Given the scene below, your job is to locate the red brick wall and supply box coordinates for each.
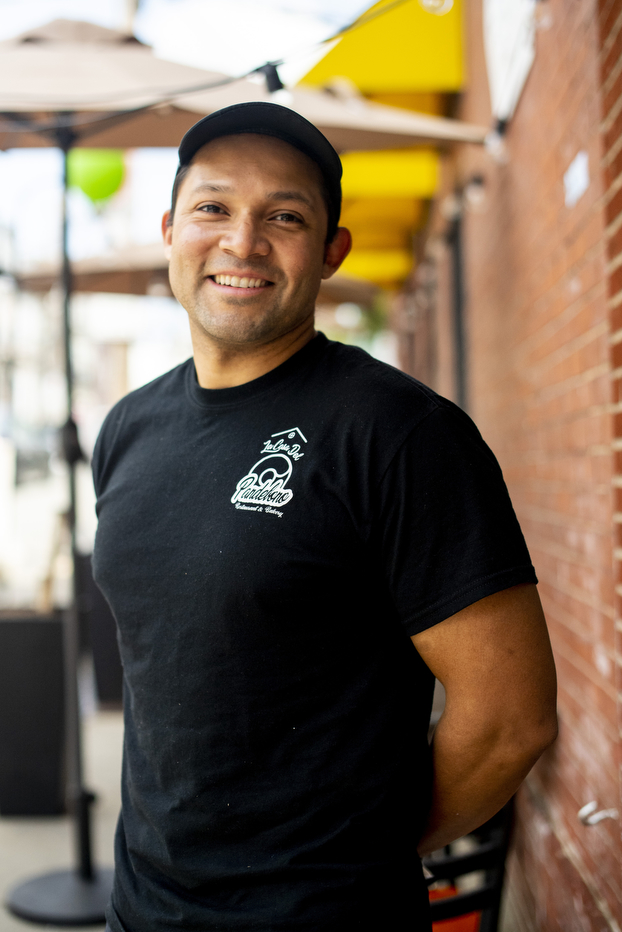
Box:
[398,0,622,927]
[599,13,622,923]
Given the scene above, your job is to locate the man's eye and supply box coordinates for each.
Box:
[273,212,302,223]
[198,204,224,214]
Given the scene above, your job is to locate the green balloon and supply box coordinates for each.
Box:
[67,149,125,203]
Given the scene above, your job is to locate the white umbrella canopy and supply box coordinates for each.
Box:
[0,19,487,150]
[0,19,227,148]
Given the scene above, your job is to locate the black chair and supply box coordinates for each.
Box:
[0,612,65,815]
[423,798,514,932]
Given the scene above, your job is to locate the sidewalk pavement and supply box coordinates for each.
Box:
[0,711,123,932]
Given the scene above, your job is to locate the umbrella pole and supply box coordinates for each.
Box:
[6,127,113,927]
[60,134,95,883]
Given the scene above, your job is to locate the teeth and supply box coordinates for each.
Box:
[214,275,267,288]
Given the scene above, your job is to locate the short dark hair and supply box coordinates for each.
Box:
[167,151,338,244]
[167,163,191,228]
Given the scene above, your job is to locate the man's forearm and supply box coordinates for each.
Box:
[416,706,556,856]
[411,585,558,857]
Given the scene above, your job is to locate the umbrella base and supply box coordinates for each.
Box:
[6,868,114,926]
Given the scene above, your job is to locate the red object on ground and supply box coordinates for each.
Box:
[429,886,481,932]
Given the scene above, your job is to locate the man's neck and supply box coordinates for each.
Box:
[190,318,317,389]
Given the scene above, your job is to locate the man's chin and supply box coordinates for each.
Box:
[192,311,307,350]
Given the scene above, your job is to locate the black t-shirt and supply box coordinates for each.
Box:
[92,333,536,932]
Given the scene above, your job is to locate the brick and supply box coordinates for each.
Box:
[603,136,622,177]
[599,0,622,58]
[603,175,622,227]
[606,221,622,257]
[602,95,622,157]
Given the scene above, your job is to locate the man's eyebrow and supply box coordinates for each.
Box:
[190,183,232,194]
[189,184,316,208]
[267,191,315,209]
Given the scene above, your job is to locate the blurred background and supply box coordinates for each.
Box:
[0,0,621,930]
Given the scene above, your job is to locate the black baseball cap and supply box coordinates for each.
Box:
[176,101,343,241]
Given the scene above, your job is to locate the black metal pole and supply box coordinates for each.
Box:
[6,123,113,926]
[59,127,96,883]
[448,215,467,411]
[61,137,74,417]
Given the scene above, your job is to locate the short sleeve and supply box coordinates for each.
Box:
[374,403,537,636]
[91,402,127,501]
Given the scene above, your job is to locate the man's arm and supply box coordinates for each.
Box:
[412,583,557,856]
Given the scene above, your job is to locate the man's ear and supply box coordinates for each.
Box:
[162,210,173,259]
[322,227,352,280]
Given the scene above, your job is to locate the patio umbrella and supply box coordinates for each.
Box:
[0,20,487,151]
[0,19,486,925]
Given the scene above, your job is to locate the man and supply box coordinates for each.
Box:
[92,102,557,932]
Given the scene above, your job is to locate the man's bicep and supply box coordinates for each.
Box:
[411,584,557,735]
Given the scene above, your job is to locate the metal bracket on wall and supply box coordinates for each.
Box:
[577,801,619,826]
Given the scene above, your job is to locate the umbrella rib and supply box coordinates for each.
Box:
[0,73,244,141]
[67,105,183,142]
[0,72,241,110]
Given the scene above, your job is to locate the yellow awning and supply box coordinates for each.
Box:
[301,0,463,93]
[300,0,464,288]
[340,248,413,284]
[341,148,438,198]
[339,198,422,285]
[341,198,423,246]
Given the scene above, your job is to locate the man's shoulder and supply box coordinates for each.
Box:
[111,358,192,417]
[92,359,191,474]
[312,338,491,472]
[318,337,452,426]
[99,358,192,436]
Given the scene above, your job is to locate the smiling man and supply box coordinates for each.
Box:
[92,103,557,932]
[163,127,350,386]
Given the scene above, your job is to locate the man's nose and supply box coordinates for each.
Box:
[219,216,270,258]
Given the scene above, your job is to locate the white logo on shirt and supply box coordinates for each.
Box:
[231,428,306,514]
